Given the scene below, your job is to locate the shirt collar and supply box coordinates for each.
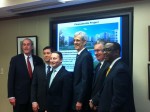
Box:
[24,54,32,59]
[77,47,85,55]
[53,64,62,73]
[109,57,121,69]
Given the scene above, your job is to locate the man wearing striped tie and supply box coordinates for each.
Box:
[89,41,109,112]
[97,42,135,112]
[31,46,53,112]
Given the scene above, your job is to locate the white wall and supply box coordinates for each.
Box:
[0,0,150,112]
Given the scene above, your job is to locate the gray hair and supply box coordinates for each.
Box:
[22,38,33,46]
[94,40,106,47]
[74,31,88,41]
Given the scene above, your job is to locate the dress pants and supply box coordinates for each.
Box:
[13,102,33,112]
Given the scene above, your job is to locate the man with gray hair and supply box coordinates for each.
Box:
[89,41,109,112]
[72,31,94,112]
[8,38,43,112]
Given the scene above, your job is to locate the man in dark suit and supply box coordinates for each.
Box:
[72,31,94,112]
[97,42,135,112]
[8,38,43,112]
[89,41,109,112]
[31,46,53,112]
[46,51,72,112]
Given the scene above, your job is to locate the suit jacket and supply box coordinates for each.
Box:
[31,64,49,111]
[8,53,43,104]
[46,66,72,112]
[72,48,94,110]
[91,61,109,102]
[98,59,135,112]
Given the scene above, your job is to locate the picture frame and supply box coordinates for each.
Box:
[148,26,150,61]
[148,64,150,100]
[17,36,38,55]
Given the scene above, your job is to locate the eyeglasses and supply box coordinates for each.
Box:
[94,49,104,52]
[103,48,115,52]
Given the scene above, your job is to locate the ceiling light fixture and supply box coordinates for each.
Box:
[58,0,74,3]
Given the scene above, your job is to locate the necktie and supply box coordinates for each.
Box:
[95,63,101,80]
[27,56,32,78]
[98,62,101,70]
[47,66,51,75]
[76,54,79,59]
[49,69,56,87]
[106,67,110,77]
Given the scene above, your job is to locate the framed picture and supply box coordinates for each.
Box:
[148,64,150,99]
[148,26,150,61]
[17,36,38,55]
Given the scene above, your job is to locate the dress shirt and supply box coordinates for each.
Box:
[77,47,85,55]
[109,57,121,70]
[99,60,104,69]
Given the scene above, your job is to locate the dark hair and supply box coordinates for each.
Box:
[52,51,63,60]
[112,42,121,53]
[43,46,53,52]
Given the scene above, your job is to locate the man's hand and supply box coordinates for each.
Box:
[89,100,94,109]
[32,102,39,112]
[89,100,97,110]
[9,98,16,106]
[76,102,82,111]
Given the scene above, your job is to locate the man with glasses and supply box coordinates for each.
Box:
[97,42,135,112]
[89,41,109,112]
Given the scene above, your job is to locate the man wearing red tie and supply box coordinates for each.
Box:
[8,38,43,112]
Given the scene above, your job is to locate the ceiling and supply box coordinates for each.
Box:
[0,0,143,20]
[0,0,104,19]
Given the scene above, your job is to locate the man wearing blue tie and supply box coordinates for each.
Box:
[31,46,53,112]
[46,51,72,112]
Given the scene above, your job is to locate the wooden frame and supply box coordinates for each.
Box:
[148,64,150,99]
[17,36,38,55]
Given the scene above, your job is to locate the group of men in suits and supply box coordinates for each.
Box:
[89,42,135,112]
[8,31,135,112]
[31,48,72,112]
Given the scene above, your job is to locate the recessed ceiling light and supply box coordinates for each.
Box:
[58,0,74,3]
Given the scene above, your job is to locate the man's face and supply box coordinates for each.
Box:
[94,44,105,61]
[43,49,52,63]
[22,39,33,55]
[50,53,62,69]
[74,35,86,52]
[104,43,115,63]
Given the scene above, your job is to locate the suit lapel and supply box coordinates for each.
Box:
[106,59,120,78]
[40,64,47,79]
[49,66,64,89]
[93,61,109,89]
[20,54,29,74]
[92,63,101,88]
[32,55,37,66]
[74,48,87,68]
